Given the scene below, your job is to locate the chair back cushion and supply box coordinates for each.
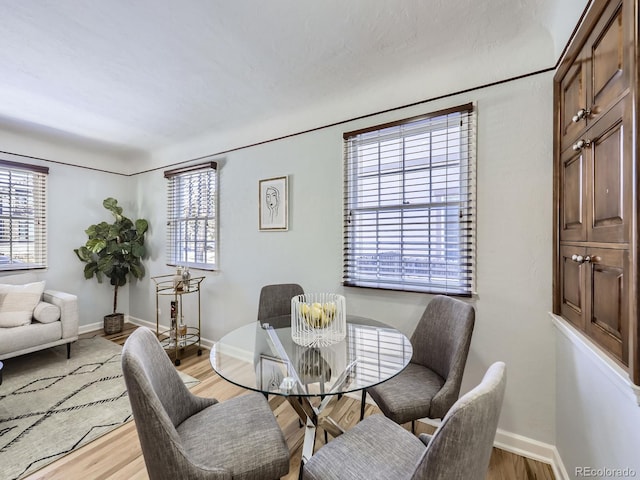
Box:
[257,283,304,322]
[0,281,45,327]
[414,362,507,480]
[410,295,474,384]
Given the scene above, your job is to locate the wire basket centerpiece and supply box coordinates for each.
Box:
[291,293,346,347]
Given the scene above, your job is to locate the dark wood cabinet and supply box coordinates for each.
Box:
[560,244,628,363]
[554,0,637,382]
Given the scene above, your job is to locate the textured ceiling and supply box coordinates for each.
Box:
[0,0,587,170]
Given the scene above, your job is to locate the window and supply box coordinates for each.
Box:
[0,160,48,271]
[165,162,217,270]
[343,104,476,295]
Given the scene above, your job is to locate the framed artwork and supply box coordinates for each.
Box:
[259,176,288,231]
[259,355,289,391]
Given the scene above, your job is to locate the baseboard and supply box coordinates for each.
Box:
[493,429,568,480]
[350,391,568,478]
[78,321,103,335]
[551,446,570,480]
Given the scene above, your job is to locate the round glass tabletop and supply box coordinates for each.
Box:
[210,316,412,398]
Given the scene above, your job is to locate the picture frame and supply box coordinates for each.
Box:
[259,176,288,231]
[259,355,290,391]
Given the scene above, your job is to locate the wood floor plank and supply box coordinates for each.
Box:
[24,324,555,480]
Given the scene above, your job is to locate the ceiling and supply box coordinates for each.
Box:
[0,0,587,172]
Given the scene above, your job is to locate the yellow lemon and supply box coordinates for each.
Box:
[310,304,323,327]
[323,302,336,317]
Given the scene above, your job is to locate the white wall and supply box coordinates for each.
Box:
[555,318,640,478]
[130,71,556,445]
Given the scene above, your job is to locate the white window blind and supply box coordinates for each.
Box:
[343,103,476,295]
[165,162,217,270]
[0,160,48,271]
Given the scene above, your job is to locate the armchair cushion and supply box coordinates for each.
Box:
[303,414,425,480]
[42,290,79,340]
[33,301,61,323]
[368,363,444,425]
[0,281,45,327]
[178,393,290,480]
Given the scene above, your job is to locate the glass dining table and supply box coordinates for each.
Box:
[210,315,412,465]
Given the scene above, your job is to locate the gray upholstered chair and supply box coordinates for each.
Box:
[303,361,506,480]
[361,295,475,433]
[121,327,289,480]
[257,283,304,328]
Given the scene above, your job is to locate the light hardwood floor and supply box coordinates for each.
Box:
[24,324,555,480]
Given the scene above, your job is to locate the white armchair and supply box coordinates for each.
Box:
[0,274,79,360]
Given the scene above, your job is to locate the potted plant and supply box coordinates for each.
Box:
[74,197,149,334]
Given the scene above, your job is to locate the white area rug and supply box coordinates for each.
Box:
[0,335,198,479]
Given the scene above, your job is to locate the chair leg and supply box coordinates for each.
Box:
[360,389,367,420]
[66,342,71,359]
[411,420,415,434]
[297,397,304,428]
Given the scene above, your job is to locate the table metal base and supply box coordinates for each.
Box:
[286,394,346,466]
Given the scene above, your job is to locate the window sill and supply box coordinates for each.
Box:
[549,312,640,406]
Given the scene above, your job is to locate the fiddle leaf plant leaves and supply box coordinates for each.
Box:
[86,238,106,253]
[131,242,146,258]
[75,197,149,313]
[135,219,149,235]
[130,262,145,279]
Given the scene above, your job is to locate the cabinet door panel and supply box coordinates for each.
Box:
[560,62,587,151]
[560,245,586,329]
[587,102,629,243]
[559,148,586,241]
[588,0,629,122]
[586,247,628,365]
[591,118,623,231]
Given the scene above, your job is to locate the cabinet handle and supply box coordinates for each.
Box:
[572,139,591,151]
[572,108,591,123]
[571,254,593,264]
